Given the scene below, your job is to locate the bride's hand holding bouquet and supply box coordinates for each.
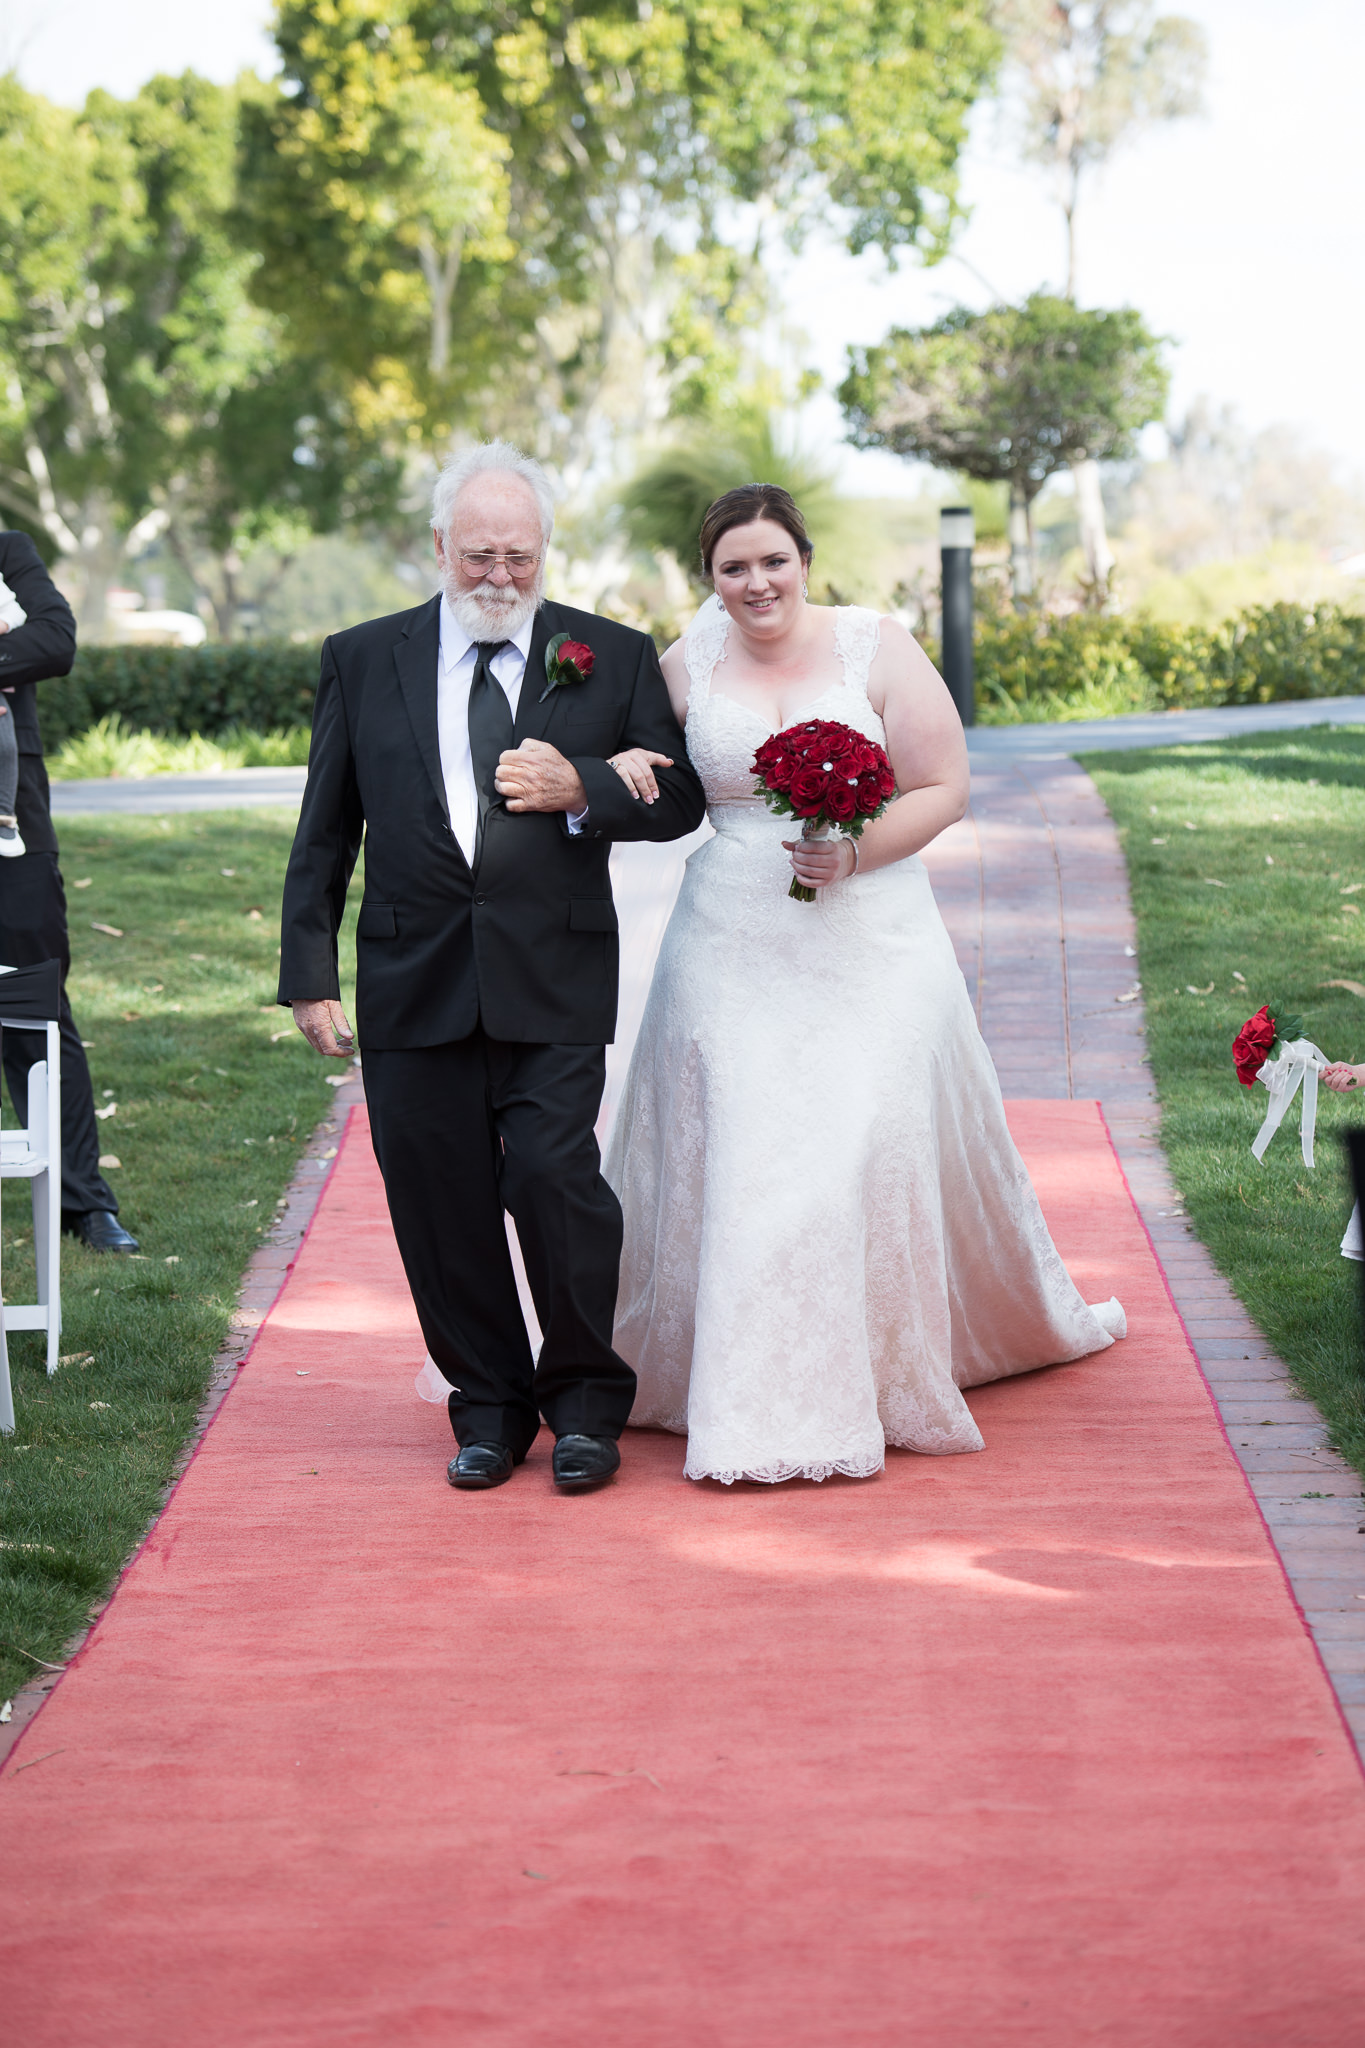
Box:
[752,718,897,900]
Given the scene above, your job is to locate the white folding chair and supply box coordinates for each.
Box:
[0,1014,62,1376]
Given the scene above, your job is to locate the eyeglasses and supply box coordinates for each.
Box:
[456,550,542,581]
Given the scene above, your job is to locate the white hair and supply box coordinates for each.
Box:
[430,440,556,543]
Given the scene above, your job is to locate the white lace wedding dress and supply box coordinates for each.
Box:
[604,598,1124,1485]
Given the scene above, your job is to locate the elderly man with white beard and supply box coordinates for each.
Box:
[278,442,705,1492]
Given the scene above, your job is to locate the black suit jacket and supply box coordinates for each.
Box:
[0,531,78,856]
[278,596,706,1047]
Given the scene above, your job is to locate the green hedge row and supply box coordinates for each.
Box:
[963,602,1365,718]
[33,602,1365,751]
[37,642,321,753]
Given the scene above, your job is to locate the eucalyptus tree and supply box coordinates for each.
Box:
[996,0,1206,596]
[839,293,1168,597]
[248,0,1001,489]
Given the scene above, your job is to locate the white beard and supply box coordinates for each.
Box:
[445,572,544,644]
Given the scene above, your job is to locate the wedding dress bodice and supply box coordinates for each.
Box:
[683,595,888,813]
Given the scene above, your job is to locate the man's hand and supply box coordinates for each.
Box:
[291,998,355,1057]
[494,738,588,815]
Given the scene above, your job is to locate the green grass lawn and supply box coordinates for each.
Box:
[1082,727,1365,1480]
[0,808,358,1711]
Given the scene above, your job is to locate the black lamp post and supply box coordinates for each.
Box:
[939,505,975,727]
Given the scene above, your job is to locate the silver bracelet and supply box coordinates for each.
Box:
[848,837,861,875]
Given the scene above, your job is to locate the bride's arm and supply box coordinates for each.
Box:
[847,619,969,875]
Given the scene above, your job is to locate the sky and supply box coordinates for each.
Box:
[6,0,1362,492]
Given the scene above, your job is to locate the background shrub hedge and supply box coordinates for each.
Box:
[32,601,1365,752]
[959,601,1365,723]
[37,642,320,753]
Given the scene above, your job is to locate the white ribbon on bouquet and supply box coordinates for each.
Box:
[1251,1037,1328,1168]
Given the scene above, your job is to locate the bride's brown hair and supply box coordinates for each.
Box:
[698,484,814,580]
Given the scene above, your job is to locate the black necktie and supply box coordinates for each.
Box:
[467,640,512,858]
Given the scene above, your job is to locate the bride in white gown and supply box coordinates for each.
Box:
[603,484,1124,1486]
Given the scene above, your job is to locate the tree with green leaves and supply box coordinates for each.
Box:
[248,0,1001,486]
[838,292,1168,598]
[997,0,1206,595]
[0,71,402,639]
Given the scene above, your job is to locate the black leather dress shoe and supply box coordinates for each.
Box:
[552,1434,621,1491]
[64,1210,140,1254]
[447,1442,516,1490]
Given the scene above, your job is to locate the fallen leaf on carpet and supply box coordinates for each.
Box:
[91,922,123,938]
[1322,980,1365,997]
[11,1748,63,1773]
[523,1871,551,1881]
[296,1371,309,1377]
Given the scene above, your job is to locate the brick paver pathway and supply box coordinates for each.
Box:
[921,756,1365,1756]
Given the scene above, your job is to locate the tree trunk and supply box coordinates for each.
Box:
[1008,482,1034,604]
[1071,456,1115,606]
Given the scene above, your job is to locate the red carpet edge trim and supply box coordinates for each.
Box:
[1095,1096,1365,1783]
[1,1104,361,1781]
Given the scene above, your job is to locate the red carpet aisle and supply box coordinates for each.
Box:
[4,1100,1365,2046]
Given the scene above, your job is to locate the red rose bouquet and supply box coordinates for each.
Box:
[1233,1001,1306,1086]
[752,718,896,901]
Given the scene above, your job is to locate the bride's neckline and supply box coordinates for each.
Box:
[705,681,850,735]
[698,605,855,732]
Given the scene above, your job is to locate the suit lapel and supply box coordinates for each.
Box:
[513,602,562,746]
[393,596,448,823]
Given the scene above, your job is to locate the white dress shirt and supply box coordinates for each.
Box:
[436,596,586,865]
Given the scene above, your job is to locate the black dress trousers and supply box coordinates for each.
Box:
[0,846,118,1218]
[363,1027,636,1456]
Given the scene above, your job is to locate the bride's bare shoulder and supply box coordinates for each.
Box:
[867,612,949,709]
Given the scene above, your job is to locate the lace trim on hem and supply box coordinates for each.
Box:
[686,1452,886,1487]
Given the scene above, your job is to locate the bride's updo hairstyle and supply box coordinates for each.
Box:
[699,484,814,582]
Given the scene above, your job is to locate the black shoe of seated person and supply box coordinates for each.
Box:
[63,1209,140,1254]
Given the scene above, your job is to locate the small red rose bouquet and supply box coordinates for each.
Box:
[752,718,896,902]
[1232,1001,1306,1087]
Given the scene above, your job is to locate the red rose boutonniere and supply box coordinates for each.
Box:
[539,632,595,703]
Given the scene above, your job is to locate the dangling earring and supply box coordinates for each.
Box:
[802,579,809,599]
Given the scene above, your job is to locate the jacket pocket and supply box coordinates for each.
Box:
[357,901,397,939]
[568,897,618,933]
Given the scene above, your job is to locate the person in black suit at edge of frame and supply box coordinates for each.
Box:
[0,528,138,1253]
[279,441,706,1492]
